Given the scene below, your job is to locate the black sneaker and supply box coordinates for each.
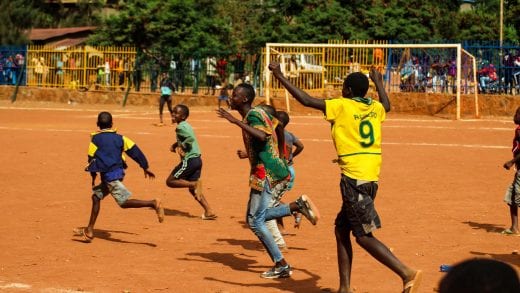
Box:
[260,264,292,279]
[296,195,320,225]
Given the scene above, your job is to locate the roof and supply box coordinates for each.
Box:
[29,26,96,41]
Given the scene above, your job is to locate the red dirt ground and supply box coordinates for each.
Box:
[0,100,519,293]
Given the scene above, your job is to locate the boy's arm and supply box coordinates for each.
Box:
[504,153,520,170]
[216,108,268,141]
[268,62,326,113]
[292,137,304,158]
[369,68,391,112]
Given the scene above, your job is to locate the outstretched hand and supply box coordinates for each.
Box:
[268,62,283,77]
[504,161,514,170]
[144,169,156,179]
[237,149,248,159]
[216,108,240,124]
[369,67,383,83]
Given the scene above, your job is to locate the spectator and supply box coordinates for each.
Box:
[216,57,228,86]
[232,53,245,84]
[503,51,515,95]
[478,63,498,93]
[514,53,520,94]
[205,56,217,95]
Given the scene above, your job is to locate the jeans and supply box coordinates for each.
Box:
[247,181,291,263]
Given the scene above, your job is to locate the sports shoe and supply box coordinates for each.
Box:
[260,264,292,279]
[296,195,320,225]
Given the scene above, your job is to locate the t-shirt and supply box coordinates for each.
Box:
[325,97,386,181]
[284,130,299,165]
[512,125,520,169]
[243,107,289,191]
[176,121,201,160]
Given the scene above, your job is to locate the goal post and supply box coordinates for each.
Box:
[265,43,478,120]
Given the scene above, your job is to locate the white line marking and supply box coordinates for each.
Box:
[0,126,508,149]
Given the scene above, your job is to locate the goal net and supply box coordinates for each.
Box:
[264,42,478,119]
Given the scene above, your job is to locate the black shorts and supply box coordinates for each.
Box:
[335,174,381,237]
[170,156,202,181]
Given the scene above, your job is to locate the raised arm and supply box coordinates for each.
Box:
[369,68,391,112]
[216,108,268,141]
[269,62,325,113]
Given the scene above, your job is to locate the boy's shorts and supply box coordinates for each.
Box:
[504,170,520,206]
[335,174,381,237]
[170,156,202,181]
[92,180,132,206]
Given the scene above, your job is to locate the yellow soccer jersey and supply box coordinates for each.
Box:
[325,97,386,181]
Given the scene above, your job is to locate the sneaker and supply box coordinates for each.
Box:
[260,264,292,279]
[296,195,320,225]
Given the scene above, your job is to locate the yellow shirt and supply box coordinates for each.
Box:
[325,97,386,181]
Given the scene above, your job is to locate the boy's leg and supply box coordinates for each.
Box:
[188,188,216,219]
[247,187,291,277]
[356,234,420,292]
[266,197,286,248]
[159,96,166,124]
[84,194,101,239]
[120,198,164,223]
[166,97,174,123]
[166,158,204,200]
[288,195,320,225]
[335,226,353,293]
[509,204,519,232]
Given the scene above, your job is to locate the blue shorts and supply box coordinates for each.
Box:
[170,156,202,181]
[92,180,132,206]
[335,174,381,237]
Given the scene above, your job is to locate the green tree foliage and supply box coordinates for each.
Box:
[89,0,232,61]
[0,0,41,45]
[35,0,103,28]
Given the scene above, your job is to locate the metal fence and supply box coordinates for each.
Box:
[1,42,518,96]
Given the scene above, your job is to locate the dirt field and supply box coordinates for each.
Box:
[0,100,519,293]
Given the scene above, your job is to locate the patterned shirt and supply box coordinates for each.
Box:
[243,107,289,191]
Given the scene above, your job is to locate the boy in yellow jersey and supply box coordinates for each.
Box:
[269,63,422,293]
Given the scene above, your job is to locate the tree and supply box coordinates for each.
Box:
[0,0,41,45]
[89,0,232,62]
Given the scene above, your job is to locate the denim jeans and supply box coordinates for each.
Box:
[247,181,291,263]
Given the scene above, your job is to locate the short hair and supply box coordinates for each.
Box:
[175,104,190,119]
[276,110,290,127]
[344,72,369,97]
[236,83,255,104]
[439,258,520,293]
[258,104,276,117]
[97,111,112,129]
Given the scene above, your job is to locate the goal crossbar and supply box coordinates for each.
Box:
[265,42,473,120]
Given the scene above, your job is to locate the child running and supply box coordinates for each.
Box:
[216,83,320,279]
[501,106,520,235]
[218,83,232,109]
[158,72,175,126]
[269,62,422,293]
[74,111,164,243]
[167,104,217,220]
[276,110,304,233]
